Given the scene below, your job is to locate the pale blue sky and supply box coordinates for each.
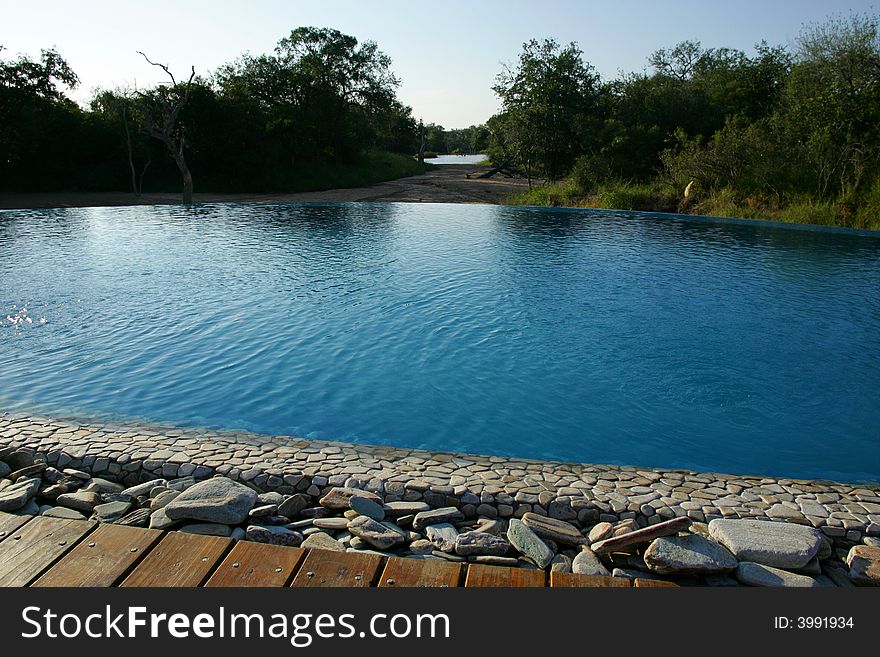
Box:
[2,0,876,127]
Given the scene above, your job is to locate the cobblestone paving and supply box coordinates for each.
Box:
[2,411,878,543]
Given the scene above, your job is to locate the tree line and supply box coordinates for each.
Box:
[487,12,880,229]
[0,27,428,198]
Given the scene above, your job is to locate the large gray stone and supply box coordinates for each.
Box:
[278,494,311,518]
[246,525,303,546]
[348,515,405,550]
[455,531,510,557]
[92,501,132,523]
[319,487,382,510]
[426,523,459,552]
[709,519,822,569]
[55,490,101,514]
[0,461,11,478]
[522,512,586,546]
[507,518,554,569]
[0,477,40,512]
[149,508,179,530]
[572,547,612,576]
[644,534,738,575]
[41,506,87,520]
[384,501,430,517]
[846,545,880,586]
[350,495,385,521]
[301,532,345,552]
[412,507,465,531]
[164,477,257,524]
[735,562,822,588]
[114,508,152,527]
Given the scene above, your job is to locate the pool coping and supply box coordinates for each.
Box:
[2,410,878,544]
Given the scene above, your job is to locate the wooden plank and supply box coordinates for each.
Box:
[205,541,305,587]
[0,512,33,543]
[32,523,162,587]
[378,557,463,588]
[121,531,232,587]
[0,517,96,587]
[550,572,631,588]
[634,578,679,588]
[464,563,546,587]
[290,549,384,588]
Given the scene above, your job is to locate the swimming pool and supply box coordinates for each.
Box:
[1,202,878,482]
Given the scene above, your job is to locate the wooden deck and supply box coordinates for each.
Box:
[0,513,676,588]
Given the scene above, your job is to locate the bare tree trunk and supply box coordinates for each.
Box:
[138,160,151,195]
[121,107,139,196]
[418,120,426,163]
[173,138,193,204]
[135,52,196,205]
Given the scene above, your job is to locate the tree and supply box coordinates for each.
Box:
[134,52,196,203]
[785,13,880,196]
[492,39,601,182]
[0,47,83,191]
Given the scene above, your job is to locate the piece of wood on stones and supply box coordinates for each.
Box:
[551,571,631,587]
[378,556,463,588]
[0,511,34,543]
[121,531,232,587]
[205,541,305,587]
[290,549,384,588]
[33,523,163,587]
[464,563,546,587]
[0,516,96,586]
[590,517,692,554]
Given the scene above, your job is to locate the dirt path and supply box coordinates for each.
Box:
[0,164,533,210]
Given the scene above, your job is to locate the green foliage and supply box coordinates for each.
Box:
[0,28,425,194]
[498,10,880,230]
[492,38,601,182]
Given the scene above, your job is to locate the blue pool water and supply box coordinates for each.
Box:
[1,203,878,482]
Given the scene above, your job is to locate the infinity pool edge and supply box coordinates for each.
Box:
[2,410,877,545]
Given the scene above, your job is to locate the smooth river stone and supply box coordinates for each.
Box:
[55,490,101,514]
[348,515,405,550]
[507,518,554,569]
[383,501,430,517]
[426,523,459,552]
[708,519,822,569]
[246,525,303,546]
[41,506,87,520]
[92,500,132,523]
[313,517,350,530]
[588,522,614,544]
[319,487,383,510]
[522,512,586,546]
[455,531,510,557]
[350,495,385,521]
[301,532,345,552]
[572,547,611,576]
[846,545,880,586]
[735,562,822,588]
[412,507,465,531]
[164,477,257,525]
[0,478,40,512]
[644,534,738,574]
[0,461,11,478]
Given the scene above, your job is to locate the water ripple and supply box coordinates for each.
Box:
[1,202,878,481]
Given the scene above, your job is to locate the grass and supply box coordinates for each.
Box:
[508,178,880,231]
